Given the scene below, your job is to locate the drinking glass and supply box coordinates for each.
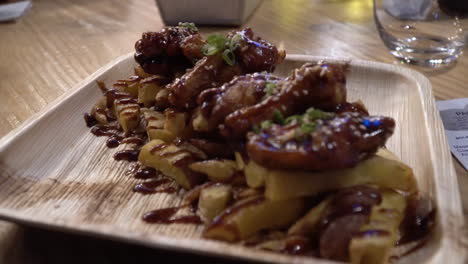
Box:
[374,0,468,67]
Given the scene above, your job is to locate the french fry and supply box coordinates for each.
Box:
[244,160,268,188]
[349,190,407,264]
[113,76,140,98]
[234,152,245,170]
[138,139,204,189]
[203,196,305,242]
[90,96,108,124]
[114,96,140,134]
[143,110,173,141]
[192,107,213,132]
[198,184,232,223]
[134,65,153,79]
[164,109,187,138]
[138,76,169,107]
[288,197,332,236]
[264,152,417,200]
[189,159,238,182]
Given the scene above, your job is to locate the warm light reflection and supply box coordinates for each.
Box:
[271,0,305,31]
[344,0,373,21]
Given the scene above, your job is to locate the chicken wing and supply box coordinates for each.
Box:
[246,111,395,170]
[221,62,347,138]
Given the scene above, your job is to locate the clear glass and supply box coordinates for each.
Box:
[374,0,468,67]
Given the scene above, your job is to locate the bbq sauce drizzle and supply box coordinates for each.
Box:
[85,87,435,259]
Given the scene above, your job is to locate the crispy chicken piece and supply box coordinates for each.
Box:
[168,53,229,109]
[195,73,282,131]
[168,28,285,109]
[134,26,203,75]
[246,111,395,170]
[234,28,285,72]
[221,62,348,138]
[181,34,205,62]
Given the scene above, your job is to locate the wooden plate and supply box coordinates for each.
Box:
[0,54,464,263]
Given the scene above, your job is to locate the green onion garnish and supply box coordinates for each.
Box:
[178,22,198,32]
[202,34,228,56]
[272,109,285,124]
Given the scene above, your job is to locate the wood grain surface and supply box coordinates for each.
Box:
[0,54,463,263]
[0,0,466,263]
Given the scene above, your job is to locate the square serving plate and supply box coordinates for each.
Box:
[0,54,464,264]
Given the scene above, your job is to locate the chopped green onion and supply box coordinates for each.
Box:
[300,122,316,134]
[222,49,236,66]
[201,33,242,66]
[265,82,276,95]
[229,33,243,51]
[178,22,198,32]
[272,109,285,124]
[252,124,260,134]
[306,108,334,120]
[202,34,228,56]
[285,115,302,124]
[260,120,273,130]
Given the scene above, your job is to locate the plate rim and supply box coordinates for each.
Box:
[0,53,464,263]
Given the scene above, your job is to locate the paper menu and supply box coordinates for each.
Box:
[437,98,468,170]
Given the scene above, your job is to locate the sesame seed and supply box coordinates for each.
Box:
[349,124,356,131]
[353,131,362,137]
[281,105,287,111]
[327,143,334,149]
[293,91,299,97]
[303,90,309,95]
[359,124,366,130]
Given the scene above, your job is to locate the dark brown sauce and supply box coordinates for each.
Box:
[121,137,144,145]
[90,125,118,137]
[134,167,158,179]
[319,186,382,230]
[105,89,132,108]
[114,150,139,162]
[173,156,193,168]
[133,178,175,194]
[118,105,139,115]
[150,143,169,154]
[146,116,158,121]
[142,206,202,224]
[160,149,190,157]
[206,196,265,239]
[106,135,123,148]
[398,196,436,245]
[84,113,97,127]
[146,125,162,130]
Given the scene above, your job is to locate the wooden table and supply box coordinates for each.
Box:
[0,0,466,262]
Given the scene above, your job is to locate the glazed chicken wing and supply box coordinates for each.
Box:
[134,25,204,75]
[221,62,347,138]
[196,73,282,131]
[168,28,285,109]
[246,110,395,170]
